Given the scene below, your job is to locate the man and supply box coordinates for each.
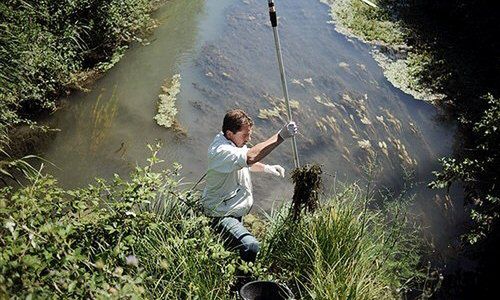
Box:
[202,109,298,262]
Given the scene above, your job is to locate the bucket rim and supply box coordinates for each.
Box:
[239,280,293,299]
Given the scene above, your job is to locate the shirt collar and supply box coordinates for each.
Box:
[218,131,237,147]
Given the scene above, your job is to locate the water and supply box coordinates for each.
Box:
[41,0,462,253]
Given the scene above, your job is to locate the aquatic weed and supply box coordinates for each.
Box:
[290,164,323,221]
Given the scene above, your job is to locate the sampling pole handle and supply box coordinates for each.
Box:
[268,0,300,168]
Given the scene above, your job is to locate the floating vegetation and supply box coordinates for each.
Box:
[337,103,348,115]
[303,77,314,85]
[339,61,350,69]
[289,100,300,109]
[389,137,417,167]
[408,122,419,135]
[359,115,372,125]
[291,78,314,87]
[316,119,328,133]
[258,107,281,119]
[376,115,389,132]
[338,93,374,128]
[322,0,447,104]
[358,139,375,158]
[341,92,368,117]
[342,153,351,163]
[324,115,340,137]
[315,115,340,138]
[357,139,372,150]
[380,107,402,133]
[155,74,181,129]
[314,95,336,108]
[343,146,351,157]
[349,127,358,139]
[378,140,389,157]
[342,92,354,105]
[321,0,405,46]
[356,63,367,72]
[259,94,301,120]
[291,79,305,87]
[372,50,445,103]
[290,164,323,221]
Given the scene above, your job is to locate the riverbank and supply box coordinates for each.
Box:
[0,0,165,158]
[0,148,425,298]
[320,0,445,104]
[321,0,499,297]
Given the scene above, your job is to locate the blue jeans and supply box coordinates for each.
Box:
[211,216,260,262]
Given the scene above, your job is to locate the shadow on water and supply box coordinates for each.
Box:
[374,1,500,298]
[40,0,464,274]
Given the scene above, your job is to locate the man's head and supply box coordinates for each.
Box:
[223,109,254,147]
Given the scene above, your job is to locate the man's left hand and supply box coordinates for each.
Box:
[263,164,285,177]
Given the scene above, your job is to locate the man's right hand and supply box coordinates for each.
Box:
[278,121,298,140]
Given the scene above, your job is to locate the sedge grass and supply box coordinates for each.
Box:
[259,183,423,299]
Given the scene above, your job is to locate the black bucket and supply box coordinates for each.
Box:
[239,281,293,300]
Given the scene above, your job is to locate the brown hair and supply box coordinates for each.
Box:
[222,109,253,136]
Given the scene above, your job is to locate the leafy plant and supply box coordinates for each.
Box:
[430,94,500,243]
[0,0,157,148]
[0,146,238,299]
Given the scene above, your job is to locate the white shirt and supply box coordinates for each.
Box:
[202,132,253,217]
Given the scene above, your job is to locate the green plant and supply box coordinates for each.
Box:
[0,145,238,299]
[430,94,500,243]
[260,183,423,299]
[0,0,157,150]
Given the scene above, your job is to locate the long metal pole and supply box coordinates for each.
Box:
[268,0,300,168]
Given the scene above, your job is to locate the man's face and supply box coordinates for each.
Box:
[227,124,252,147]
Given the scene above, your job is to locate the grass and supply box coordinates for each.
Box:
[0,146,426,299]
[260,182,423,299]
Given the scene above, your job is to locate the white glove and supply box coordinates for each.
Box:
[278,121,298,140]
[263,164,285,177]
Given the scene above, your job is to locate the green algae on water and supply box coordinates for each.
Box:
[154,74,181,128]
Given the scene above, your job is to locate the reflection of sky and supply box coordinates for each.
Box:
[41,0,459,253]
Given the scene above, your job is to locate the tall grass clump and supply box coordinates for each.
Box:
[260,183,423,299]
[0,145,238,299]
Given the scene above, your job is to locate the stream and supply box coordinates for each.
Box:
[41,0,463,259]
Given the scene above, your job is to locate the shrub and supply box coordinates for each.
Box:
[430,94,500,243]
[0,146,237,299]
